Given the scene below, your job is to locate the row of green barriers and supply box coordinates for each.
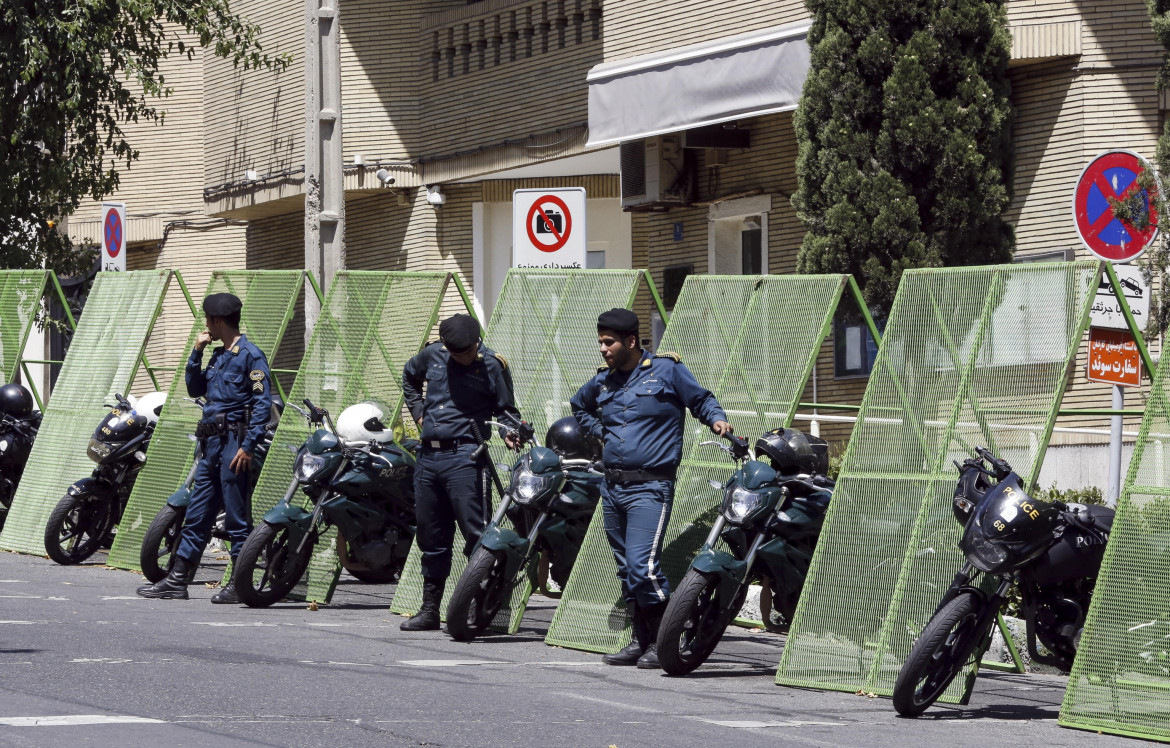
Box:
[0,263,1167,742]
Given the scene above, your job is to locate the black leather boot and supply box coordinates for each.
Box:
[603,603,646,666]
[210,578,239,605]
[137,556,194,600]
[637,601,666,669]
[401,577,444,631]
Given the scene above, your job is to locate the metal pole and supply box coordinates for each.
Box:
[1107,384,1123,506]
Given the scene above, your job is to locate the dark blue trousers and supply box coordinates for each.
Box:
[601,479,675,608]
[414,444,491,581]
[176,433,252,564]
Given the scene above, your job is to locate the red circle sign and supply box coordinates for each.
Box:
[525,195,573,253]
[103,208,123,258]
[1072,150,1159,262]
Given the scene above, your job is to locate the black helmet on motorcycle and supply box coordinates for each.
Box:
[545,417,601,461]
[0,383,34,419]
[756,428,822,475]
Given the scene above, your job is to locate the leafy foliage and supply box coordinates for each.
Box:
[0,0,287,275]
[793,0,1016,314]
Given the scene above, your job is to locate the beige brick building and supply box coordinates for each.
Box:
[68,0,1168,485]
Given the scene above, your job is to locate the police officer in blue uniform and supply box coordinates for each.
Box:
[399,313,521,631]
[137,292,272,603]
[571,308,731,668]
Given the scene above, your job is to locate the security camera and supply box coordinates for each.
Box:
[375,169,396,185]
[426,185,446,206]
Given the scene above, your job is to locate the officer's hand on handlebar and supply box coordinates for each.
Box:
[710,420,733,436]
[229,448,253,474]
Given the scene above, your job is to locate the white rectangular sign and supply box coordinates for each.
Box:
[512,188,587,269]
[1091,263,1149,330]
[100,201,127,272]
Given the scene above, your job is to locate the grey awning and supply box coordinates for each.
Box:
[586,22,811,147]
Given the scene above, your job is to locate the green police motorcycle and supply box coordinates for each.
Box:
[657,428,833,675]
[234,398,418,608]
[446,416,603,641]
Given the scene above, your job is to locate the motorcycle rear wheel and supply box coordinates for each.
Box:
[446,546,510,641]
[892,591,987,717]
[44,492,114,565]
[140,505,185,583]
[658,569,745,675]
[234,523,312,608]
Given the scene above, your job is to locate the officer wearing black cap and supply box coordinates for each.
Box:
[137,292,272,602]
[399,313,521,630]
[571,308,731,668]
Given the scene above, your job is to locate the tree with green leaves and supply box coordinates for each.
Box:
[0,0,287,275]
[792,0,1015,314]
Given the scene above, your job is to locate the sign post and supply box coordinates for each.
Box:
[512,188,587,269]
[100,202,127,272]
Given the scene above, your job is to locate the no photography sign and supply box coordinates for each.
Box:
[512,188,586,269]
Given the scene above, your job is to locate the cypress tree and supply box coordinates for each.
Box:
[793,0,1015,314]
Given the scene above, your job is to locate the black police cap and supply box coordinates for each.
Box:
[597,308,639,336]
[202,292,242,318]
[439,313,481,351]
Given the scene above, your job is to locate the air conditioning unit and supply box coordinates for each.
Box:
[620,135,686,209]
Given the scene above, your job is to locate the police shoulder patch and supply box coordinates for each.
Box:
[253,381,265,393]
[249,370,265,381]
[597,364,610,373]
[492,352,509,370]
[641,359,652,367]
[654,352,681,363]
[231,345,240,355]
[424,339,441,348]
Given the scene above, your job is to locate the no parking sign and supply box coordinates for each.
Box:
[101,201,126,272]
[1072,150,1160,263]
[512,188,586,268]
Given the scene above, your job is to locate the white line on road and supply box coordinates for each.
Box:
[398,659,509,667]
[0,579,29,583]
[101,596,149,600]
[697,719,848,728]
[0,620,48,625]
[190,622,278,627]
[0,715,165,727]
[556,692,661,714]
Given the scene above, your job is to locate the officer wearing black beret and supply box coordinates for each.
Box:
[571,308,731,667]
[399,313,522,630]
[137,292,272,602]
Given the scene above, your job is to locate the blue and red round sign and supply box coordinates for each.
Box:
[103,207,123,258]
[1072,150,1159,263]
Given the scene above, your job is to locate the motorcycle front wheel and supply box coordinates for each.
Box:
[44,492,114,565]
[234,523,312,608]
[446,546,510,641]
[658,569,745,675]
[892,591,987,717]
[140,505,185,583]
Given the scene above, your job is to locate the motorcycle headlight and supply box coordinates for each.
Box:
[964,521,1009,573]
[87,438,114,464]
[294,450,330,483]
[724,486,765,524]
[511,466,554,506]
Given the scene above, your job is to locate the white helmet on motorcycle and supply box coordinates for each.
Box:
[336,401,396,444]
[132,391,168,424]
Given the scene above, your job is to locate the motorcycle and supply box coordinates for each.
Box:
[0,383,42,532]
[657,428,833,675]
[137,398,283,584]
[446,416,603,641]
[233,398,419,608]
[44,391,168,564]
[892,447,1113,716]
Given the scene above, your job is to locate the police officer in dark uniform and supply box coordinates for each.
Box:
[399,313,521,631]
[571,308,731,668]
[137,292,272,603]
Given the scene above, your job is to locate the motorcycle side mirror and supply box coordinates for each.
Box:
[495,463,512,472]
[708,479,723,490]
[187,434,198,442]
[285,444,300,455]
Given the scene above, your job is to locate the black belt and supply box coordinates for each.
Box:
[604,467,677,484]
[421,438,478,451]
[195,419,246,439]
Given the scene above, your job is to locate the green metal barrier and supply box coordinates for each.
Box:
[389,269,657,629]
[543,274,852,653]
[239,271,467,603]
[0,271,51,384]
[106,271,310,572]
[0,271,174,555]
[775,261,1101,703]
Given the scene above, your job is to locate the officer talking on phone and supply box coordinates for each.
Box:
[137,292,272,603]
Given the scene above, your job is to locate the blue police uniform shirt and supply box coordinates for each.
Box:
[185,333,273,453]
[571,350,726,473]
[402,341,519,443]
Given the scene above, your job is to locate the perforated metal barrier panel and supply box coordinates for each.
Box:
[0,271,172,555]
[389,269,646,628]
[106,271,305,572]
[775,262,1100,703]
[543,275,848,653]
[237,272,455,603]
[0,271,49,383]
[1060,330,1170,740]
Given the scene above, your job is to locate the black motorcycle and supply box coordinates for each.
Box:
[0,384,41,532]
[44,391,168,565]
[234,398,418,607]
[446,416,603,641]
[137,398,282,583]
[892,447,1113,716]
[657,428,833,675]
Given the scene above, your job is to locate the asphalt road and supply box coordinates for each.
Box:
[0,550,1146,748]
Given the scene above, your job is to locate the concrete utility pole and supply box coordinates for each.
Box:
[304,0,345,337]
